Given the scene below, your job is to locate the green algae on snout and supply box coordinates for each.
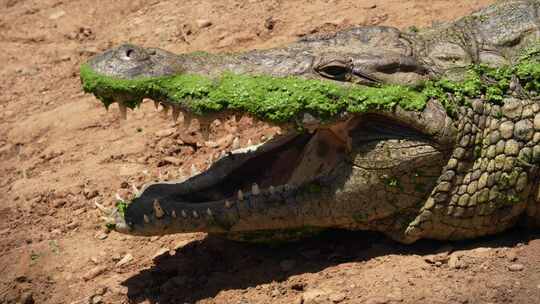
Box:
[80,64,428,123]
[80,46,540,122]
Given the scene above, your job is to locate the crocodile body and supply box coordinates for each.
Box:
[82,0,540,243]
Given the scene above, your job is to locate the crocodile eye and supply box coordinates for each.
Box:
[122,48,140,60]
[316,60,351,81]
[125,49,134,58]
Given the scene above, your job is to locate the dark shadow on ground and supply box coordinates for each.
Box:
[122,227,540,303]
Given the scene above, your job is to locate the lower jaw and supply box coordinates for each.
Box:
[120,177,335,236]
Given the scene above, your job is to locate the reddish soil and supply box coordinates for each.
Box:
[1,0,540,303]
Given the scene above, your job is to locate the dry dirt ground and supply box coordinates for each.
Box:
[1,0,540,303]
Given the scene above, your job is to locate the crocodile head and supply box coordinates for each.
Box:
[83,0,540,242]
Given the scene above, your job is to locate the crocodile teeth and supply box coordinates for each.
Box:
[161,104,170,117]
[252,183,260,195]
[247,139,253,146]
[153,199,165,218]
[95,202,110,214]
[131,184,140,196]
[237,190,244,200]
[206,208,213,216]
[224,200,232,209]
[171,210,177,218]
[181,210,187,218]
[115,193,124,202]
[269,185,275,194]
[182,112,192,128]
[172,107,180,122]
[193,210,199,218]
[177,168,187,182]
[232,137,240,150]
[200,120,211,141]
[144,214,150,223]
[190,164,199,176]
[118,103,127,120]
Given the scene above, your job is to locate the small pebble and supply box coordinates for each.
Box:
[95,232,108,240]
[91,295,103,304]
[196,19,212,28]
[115,253,133,267]
[508,264,524,272]
[83,266,107,281]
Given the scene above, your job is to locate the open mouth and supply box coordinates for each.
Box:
[120,119,350,232]
[104,108,449,237]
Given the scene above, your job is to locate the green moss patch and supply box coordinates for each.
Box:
[80,46,540,123]
[80,64,427,123]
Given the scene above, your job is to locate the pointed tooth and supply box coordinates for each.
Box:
[183,113,192,128]
[190,164,199,176]
[181,210,187,218]
[154,100,160,110]
[131,184,140,196]
[177,168,187,181]
[224,200,232,209]
[192,210,199,218]
[161,104,170,117]
[118,103,127,120]
[269,185,275,194]
[143,214,150,223]
[252,183,260,195]
[237,190,244,200]
[172,107,180,122]
[206,208,213,217]
[95,202,110,214]
[115,193,124,202]
[247,139,253,146]
[171,210,177,218]
[232,137,240,150]
[153,199,165,218]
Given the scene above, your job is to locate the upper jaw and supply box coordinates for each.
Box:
[87,44,183,79]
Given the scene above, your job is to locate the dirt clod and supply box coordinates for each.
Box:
[508,264,525,272]
[83,266,107,281]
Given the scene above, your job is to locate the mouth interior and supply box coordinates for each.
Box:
[136,113,438,207]
[181,133,316,203]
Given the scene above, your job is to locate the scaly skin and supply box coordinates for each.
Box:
[83,0,540,243]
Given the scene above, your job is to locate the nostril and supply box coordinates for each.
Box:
[125,49,134,58]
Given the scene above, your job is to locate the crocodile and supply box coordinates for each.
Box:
[82,0,540,243]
